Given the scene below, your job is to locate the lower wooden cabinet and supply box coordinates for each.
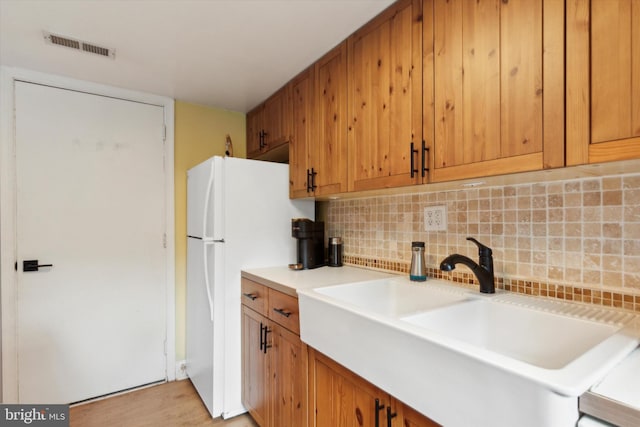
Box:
[242,277,438,427]
[308,348,439,427]
[270,322,308,426]
[241,278,307,427]
[241,305,270,426]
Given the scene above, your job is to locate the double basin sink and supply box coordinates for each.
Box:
[297,277,640,427]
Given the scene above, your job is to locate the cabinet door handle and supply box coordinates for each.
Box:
[259,130,268,149]
[306,168,312,192]
[243,292,258,301]
[386,406,397,427]
[273,307,291,318]
[421,140,429,178]
[262,325,272,354]
[310,167,317,191]
[374,398,385,427]
[259,322,264,351]
[410,142,418,178]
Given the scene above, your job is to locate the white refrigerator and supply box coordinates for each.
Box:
[186,156,314,419]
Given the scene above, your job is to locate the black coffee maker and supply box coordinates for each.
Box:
[291,218,325,269]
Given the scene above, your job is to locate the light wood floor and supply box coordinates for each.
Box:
[70,380,258,427]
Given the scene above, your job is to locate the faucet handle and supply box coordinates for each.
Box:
[466,237,492,256]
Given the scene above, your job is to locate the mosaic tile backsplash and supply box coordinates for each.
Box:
[325,174,640,313]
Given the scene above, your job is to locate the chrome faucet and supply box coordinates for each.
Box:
[440,237,495,294]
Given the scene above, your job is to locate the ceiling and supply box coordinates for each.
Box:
[0,0,395,113]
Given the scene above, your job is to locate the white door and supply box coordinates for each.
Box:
[14,81,167,404]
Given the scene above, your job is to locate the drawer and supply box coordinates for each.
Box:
[268,288,300,334]
[241,278,268,316]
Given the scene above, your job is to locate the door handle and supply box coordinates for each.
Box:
[22,260,53,272]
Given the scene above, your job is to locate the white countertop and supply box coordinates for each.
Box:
[241,265,397,296]
[579,347,640,426]
[591,347,640,408]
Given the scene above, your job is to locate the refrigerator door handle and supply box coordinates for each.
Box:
[202,159,215,240]
[202,242,215,321]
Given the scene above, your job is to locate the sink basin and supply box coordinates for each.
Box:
[297,276,640,427]
[315,278,473,316]
[402,298,621,369]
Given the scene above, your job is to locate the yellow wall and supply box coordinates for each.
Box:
[174,101,246,360]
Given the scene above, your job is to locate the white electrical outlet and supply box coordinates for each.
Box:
[176,360,188,380]
[424,205,447,231]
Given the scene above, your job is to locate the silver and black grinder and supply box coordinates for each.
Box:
[410,241,427,281]
[327,237,343,267]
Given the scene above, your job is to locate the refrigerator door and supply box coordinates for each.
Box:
[219,157,314,418]
[186,236,225,418]
[187,159,211,239]
[187,157,223,241]
[185,237,214,415]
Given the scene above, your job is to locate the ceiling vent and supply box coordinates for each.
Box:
[43,31,115,59]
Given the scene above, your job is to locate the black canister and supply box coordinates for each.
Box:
[328,237,343,267]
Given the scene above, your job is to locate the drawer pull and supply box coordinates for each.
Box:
[243,292,258,301]
[273,307,292,318]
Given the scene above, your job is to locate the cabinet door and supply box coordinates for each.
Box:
[270,322,308,427]
[396,399,441,427]
[310,349,391,427]
[263,86,291,150]
[289,67,315,199]
[430,0,564,182]
[566,0,640,165]
[347,0,423,192]
[247,105,265,159]
[242,305,270,427]
[313,42,348,196]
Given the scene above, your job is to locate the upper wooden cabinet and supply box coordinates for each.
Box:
[566,0,640,165]
[289,67,315,198]
[313,42,349,196]
[247,85,292,161]
[290,43,349,199]
[347,0,424,192]
[246,104,265,158]
[427,0,564,183]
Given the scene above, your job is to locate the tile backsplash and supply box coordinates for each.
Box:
[325,173,640,313]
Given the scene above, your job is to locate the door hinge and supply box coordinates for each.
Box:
[162,124,166,141]
[163,233,167,248]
